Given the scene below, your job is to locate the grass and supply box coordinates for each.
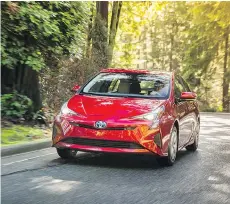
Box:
[1,125,51,146]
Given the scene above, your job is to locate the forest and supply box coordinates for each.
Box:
[1,1,230,127]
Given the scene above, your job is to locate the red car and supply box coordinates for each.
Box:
[52,69,200,166]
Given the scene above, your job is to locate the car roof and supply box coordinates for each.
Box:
[100,68,172,75]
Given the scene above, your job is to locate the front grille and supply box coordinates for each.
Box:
[62,137,144,149]
[69,122,136,130]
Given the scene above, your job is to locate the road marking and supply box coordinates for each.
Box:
[2,153,56,166]
[2,148,53,158]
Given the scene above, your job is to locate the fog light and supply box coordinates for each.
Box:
[153,133,162,148]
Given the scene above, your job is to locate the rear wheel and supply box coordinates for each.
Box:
[186,122,200,151]
[156,126,178,166]
[56,148,77,159]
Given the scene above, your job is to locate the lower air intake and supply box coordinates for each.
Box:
[62,137,144,149]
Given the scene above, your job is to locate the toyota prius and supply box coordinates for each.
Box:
[52,69,200,166]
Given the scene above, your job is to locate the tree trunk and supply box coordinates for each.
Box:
[1,66,14,93]
[169,33,174,71]
[96,1,108,27]
[85,5,94,58]
[1,66,42,111]
[223,28,230,112]
[108,1,122,66]
[92,1,109,70]
[21,67,42,111]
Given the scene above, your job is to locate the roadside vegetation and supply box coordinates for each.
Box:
[1,2,230,145]
[1,124,51,146]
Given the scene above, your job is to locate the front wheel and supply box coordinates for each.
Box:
[56,148,77,159]
[156,126,178,166]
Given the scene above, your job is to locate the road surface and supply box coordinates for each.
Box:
[2,113,230,204]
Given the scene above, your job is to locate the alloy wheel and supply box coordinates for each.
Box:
[170,129,178,162]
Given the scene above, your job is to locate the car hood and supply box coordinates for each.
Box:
[67,94,166,119]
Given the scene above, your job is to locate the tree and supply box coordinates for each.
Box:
[186,2,230,111]
[92,1,109,69]
[91,1,122,69]
[112,2,230,111]
[108,1,122,66]
[223,26,230,112]
[1,2,89,110]
[111,1,150,68]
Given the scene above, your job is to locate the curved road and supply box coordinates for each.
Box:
[2,113,230,204]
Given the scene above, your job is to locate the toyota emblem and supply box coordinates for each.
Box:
[95,121,107,129]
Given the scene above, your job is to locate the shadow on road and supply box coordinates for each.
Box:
[50,149,194,170]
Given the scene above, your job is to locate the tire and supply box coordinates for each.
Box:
[186,122,200,151]
[156,126,178,166]
[57,148,76,159]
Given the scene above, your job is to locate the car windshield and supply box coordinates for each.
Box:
[81,73,171,99]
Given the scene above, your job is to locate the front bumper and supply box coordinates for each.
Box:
[55,142,151,154]
[52,116,165,156]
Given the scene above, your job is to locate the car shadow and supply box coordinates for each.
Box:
[51,149,194,170]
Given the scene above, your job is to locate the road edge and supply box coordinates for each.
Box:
[200,112,230,115]
[1,139,52,157]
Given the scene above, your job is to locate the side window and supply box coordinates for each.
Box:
[175,79,183,98]
[174,76,186,98]
[88,81,104,92]
[108,79,120,92]
[180,77,191,92]
[89,80,112,93]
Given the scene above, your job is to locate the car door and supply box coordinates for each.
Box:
[179,76,197,141]
[174,76,191,148]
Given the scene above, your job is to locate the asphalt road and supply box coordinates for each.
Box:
[2,113,230,204]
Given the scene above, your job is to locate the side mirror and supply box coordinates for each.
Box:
[180,92,197,100]
[71,84,81,92]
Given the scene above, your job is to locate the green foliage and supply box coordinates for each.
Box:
[1,92,33,119]
[33,110,46,123]
[1,125,45,145]
[1,1,90,71]
[112,2,151,68]
[113,2,230,111]
[1,1,229,112]
[33,107,55,126]
[40,58,94,111]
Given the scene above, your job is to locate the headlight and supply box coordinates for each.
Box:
[60,102,78,116]
[131,105,165,121]
[131,106,165,129]
[132,112,156,121]
[132,106,165,129]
